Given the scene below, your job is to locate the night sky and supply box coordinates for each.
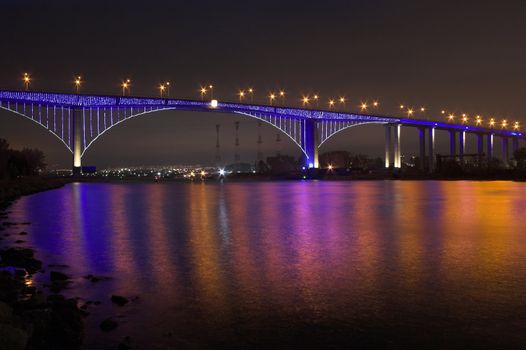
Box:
[1,0,525,168]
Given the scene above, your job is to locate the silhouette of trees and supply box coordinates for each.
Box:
[0,138,46,179]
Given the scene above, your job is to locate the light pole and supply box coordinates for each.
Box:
[328,99,335,110]
[339,97,346,110]
[23,73,31,91]
[165,81,170,97]
[74,76,82,93]
[269,93,276,106]
[302,96,310,108]
[248,88,254,102]
[209,84,214,99]
[121,79,130,96]
[238,90,245,102]
[159,84,166,98]
[360,102,368,112]
[313,94,319,107]
[200,87,207,100]
[279,90,285,105]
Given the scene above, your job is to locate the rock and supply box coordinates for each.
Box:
[0,324,29,350]
[46,294,65,303]
[49,271,70,282]
[100,317,118,332]
[0,301,13,323]
[111,295,129,306]
[118,336,132,350]
[0,248,42,274]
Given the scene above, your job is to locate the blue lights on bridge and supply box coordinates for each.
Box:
[0,89,524,172]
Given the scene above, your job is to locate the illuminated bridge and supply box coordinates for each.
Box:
[0,90,524,174]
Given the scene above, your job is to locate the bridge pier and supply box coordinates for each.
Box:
[476,133,484,164]
[418,127,426,171]
[393,124,401,168]
[384,125,392,168]
[72,109,82,175]
[458,130,465,163]
[449,130,456,156]
[502,136,509,167]
[512,137,519,155]
[303,119,319,168]
[428,127,435,173]
[487,133,494,161]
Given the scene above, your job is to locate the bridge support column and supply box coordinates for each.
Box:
[72,109,82,175]
[476,133,484,165]
[428,127,435,173]
[487,133,494,162]
[449,130,456,156]
[418,127,426,171]
[502,136,509,167]
[384,125,392,168]
[512,137,519,156]
[393,124,401,168]
[303,119,319,168]
[458,131,465,163]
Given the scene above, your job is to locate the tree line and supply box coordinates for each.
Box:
[0,138,46,179]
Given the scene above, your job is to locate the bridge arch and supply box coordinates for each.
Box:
[318,121,389,148]
[0,104,73,153]
[80,107,309,159]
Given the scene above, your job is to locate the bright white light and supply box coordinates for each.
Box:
[309,162,314,169]
[219,169,225,176]
[210,99,218,108]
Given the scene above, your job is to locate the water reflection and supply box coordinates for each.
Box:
[7,180,526,348]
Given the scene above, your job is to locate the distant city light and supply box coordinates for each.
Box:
[210,99,218,108]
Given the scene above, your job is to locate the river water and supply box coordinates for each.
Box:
[5,181,526,348]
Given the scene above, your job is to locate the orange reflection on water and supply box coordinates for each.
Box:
[186,183,228,316]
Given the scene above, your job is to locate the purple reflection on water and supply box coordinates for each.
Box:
[4,181,526,349]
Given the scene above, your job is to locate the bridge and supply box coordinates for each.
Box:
[0,90,524,174]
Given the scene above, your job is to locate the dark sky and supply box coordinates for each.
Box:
[1,0,525,168]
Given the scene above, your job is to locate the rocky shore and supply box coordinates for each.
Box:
[0,180,135,349]
[0,177,70,209]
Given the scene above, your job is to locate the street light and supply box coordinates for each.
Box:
[269,93,276,105]
[475,115,482,125]
[165,81,170,97]
[159,84,166,98]
[279,90,285,105]
[313,94,319,107]
[238,90,245,102]
[122,79,130,96]
[74,76,82,93]
[302,96,310,107]
[462,114,468,124]
[23,73,31,91]
[448,114,455,121]
[248,88,254,102]
[200,86,207,100]
[339,97,346,108]
[360,102,368,111]
[209,84,214,99]
[400,104,405,110]
[501,119,508,129]
[372,101,379,108]
[407,108,414,117]
[489,118,496,127]
[514,121,520,130]
[328,99,335,110]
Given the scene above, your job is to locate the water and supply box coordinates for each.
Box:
[4,181,526,348]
